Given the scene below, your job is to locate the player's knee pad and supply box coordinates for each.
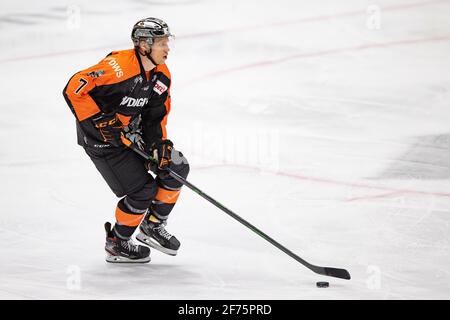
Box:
[175,161,190,179]
[172,151,190,179]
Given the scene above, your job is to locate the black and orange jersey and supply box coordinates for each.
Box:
[63,48,171,149]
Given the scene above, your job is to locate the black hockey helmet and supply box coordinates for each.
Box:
[131,17,173,47]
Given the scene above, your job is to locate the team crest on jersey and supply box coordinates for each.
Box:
[130,76,143,92]
[153,80,168,95]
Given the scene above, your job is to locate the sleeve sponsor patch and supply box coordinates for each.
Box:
[87,70,105,78]
[153,80,168,95]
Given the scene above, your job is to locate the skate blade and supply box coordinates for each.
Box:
[136,233,178,256]
[105,252,151,264]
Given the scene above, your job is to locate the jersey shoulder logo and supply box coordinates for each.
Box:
[153,80,168,95]
[87,70,105,78]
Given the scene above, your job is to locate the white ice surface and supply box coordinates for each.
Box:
[0,0,449,299]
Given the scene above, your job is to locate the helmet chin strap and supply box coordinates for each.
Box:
[139,48,158,66]
[146,50,158,66]
[145,49,158,66]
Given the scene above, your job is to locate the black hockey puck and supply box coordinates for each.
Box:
[316,281,329,288]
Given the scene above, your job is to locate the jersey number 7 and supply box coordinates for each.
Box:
[74,78,88,94]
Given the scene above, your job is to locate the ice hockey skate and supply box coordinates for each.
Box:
[104,222,151,263]
[136,213,180,256]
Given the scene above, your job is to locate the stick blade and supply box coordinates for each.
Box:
[323,267,351,280]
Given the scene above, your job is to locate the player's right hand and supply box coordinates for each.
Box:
[92,113,123,147]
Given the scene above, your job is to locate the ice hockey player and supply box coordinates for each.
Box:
[63,17,189,263]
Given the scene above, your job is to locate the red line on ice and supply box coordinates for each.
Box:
[180,35,450,85]
[194,163,450,198]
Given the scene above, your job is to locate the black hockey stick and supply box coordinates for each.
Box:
[122,136,351,280]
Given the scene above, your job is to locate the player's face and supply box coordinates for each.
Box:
[150,37,170,64]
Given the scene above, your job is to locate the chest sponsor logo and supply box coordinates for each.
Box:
[153,80,168,95]
[120,96,149,107]
[104,57,124,78]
